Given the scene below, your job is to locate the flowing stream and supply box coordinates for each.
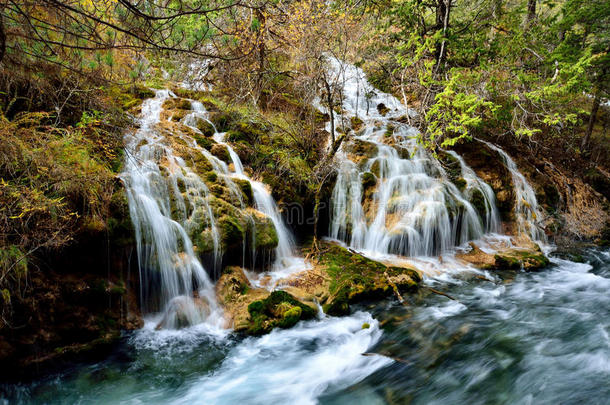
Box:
[3,250,608,404]
[2,61,607,404]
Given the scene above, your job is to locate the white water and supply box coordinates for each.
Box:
[120,90,223,329]
[182,101,308,286]
[173,312,390,405]
[327,59,502,258]
[446,150,501,234]
[478,139,547,242]
[212,129,310,286]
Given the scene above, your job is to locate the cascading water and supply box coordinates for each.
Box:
[209,126,309,285]
[445,150,501,234]
[478,139,547,242]
[120,90,223,329]
[179,98,307,283]
[327,59,497,258]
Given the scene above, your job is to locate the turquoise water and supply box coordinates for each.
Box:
[2,249,609,404]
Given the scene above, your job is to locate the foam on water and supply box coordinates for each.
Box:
[172,312,390,405]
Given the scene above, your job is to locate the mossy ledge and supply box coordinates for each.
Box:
[214,241,422,335]
[280,241,422,317]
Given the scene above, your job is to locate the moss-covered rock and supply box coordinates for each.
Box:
[249,211,279,250]
[162,97,192,111]
[211,144,231,164]
[469,188,486,215]
[361,172,377,190]
[192,117,216,137]
[278,242,421,316]
[377,103,390,116]
[234,178,253,205]
[345,139,378,161]
[457,241,550,271]
[219,214,246,248]
[351,116,364,131]
[246,290,316,335]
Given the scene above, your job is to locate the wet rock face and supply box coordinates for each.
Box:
[0,222,142,379]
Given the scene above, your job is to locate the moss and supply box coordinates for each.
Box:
[346,139,378,159]
[351,116,364,131]
[470,188,486,214]
[384,124,395,137]
[251,214,279,250]
[194,135,213,150]
[197,119,216,137]
[454,177,467,191]
[162,97,192,111]
[205,171,218,183]
[247,300,264,314]
[199,97,220,111]
[494,254,521,269]
[130,85,155,100]
[219,215,245,248]
[318,242,420,314]
[494,250,550,271]
[278,306,302,328]
[437,151,462,185]
[323,286,350,316]
[361,172,377,190]
[211,144,231,163]
[122,98,142,110]
[208,112,234,132]
[377,103,390,116]
[370,160,381,177]
[234,178,253,205]
[226,121,266,144]
[246,290,315,335]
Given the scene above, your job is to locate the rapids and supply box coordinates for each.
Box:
[2,250,608,404]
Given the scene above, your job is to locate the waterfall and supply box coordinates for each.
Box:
[212,132,309,285]
[327,59,497,257]
[478,140,546,242]
[120,90,223,329]
[445,150,501,234]
[183,101,308,285]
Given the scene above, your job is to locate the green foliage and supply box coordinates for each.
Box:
[424,71,498,148]
[369,0,609,148]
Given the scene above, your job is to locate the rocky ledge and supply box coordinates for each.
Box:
[215,241,422,335]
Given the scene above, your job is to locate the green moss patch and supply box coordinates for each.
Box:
[247,290,316,335]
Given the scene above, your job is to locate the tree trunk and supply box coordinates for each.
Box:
[527,0,536,23]
[0,13,5,64]
[434,0,451,71]
[582,91,601,151]
[323,74,335,145]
